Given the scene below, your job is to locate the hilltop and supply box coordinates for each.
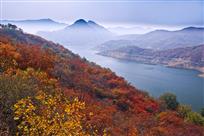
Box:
[37,19,115,46]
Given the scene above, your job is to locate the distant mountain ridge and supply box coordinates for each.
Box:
[98,26,204,51]
[2,18,64,24]
[181,26,204,31]
[37,19,116,46]
[1,19,67,34]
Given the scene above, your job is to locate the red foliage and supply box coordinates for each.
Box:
[16,44,56,73]
[1,28,204,136]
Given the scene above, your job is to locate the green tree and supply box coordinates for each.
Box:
[200,108,204,117]
[159,93,179,110]
[186,112,204,126]
[177,104,192,118]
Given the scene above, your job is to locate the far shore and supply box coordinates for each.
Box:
[197,67,204,78]
[98,53,204,78]
[168,66,204,78]
[198,74,204,78]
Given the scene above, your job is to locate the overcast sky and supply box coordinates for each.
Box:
[1,0,204,27]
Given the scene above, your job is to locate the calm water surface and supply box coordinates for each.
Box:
[66,46,204,111]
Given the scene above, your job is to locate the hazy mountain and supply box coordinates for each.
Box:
[98,27,204,51]
[98,44,204,74]
[1,19,67,34]
[2,18,65,25]
[37,19,116,46]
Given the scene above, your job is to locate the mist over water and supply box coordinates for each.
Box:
[19,25,66,34]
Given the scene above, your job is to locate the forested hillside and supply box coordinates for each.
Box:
[0,24,203,136]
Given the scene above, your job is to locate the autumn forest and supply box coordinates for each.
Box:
[0,24,204,136]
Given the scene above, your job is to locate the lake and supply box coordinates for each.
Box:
[66,45,204,111]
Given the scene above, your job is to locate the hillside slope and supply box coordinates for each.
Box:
[0,24,203,136]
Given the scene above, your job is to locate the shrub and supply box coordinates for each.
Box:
[0,43,21,71]
[94,88,115,99]
[177,104,192,118]
[200,108,204,117]
[13,91,88,135]
[186,112,204,126]
[159,93,179,110]
[117,101,129,111]
[0,68,58,135]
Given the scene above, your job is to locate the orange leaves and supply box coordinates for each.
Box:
[17,44,57,73]
[0,36,56,74]
[0,43,21,71]
[158,112,183,126]
[0,44,20,60]
[107,78,122,88]
[150,111,204,136]
[0,35,10,44]
[83,103,116,135]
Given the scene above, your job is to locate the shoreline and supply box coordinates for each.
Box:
[198,74,204,78]
[197,67,204,78]
[98,53,204,78]
[166,65,204,78]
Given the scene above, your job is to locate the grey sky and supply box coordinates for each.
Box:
[1,0,204,26]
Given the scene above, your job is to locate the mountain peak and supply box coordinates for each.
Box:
[73,19,88,25]
[87,20,105,30]
[88,20,97,25]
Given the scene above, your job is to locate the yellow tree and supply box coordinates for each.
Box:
[14,91,90,136]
